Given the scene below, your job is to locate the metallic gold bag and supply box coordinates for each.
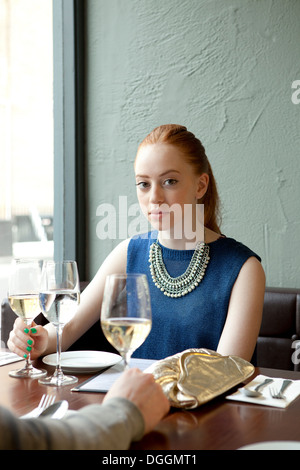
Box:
[145,349,254,409]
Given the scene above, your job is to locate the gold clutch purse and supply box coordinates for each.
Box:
[145,348,254,409]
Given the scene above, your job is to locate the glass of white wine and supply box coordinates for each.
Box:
[101,273,152,369]
[7,259,47,378]
[38,260,80,386]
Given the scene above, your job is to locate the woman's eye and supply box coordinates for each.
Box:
[136,181,149,189]
[164,178,178,186]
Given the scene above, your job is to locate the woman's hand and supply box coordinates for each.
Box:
[7,317,49,360]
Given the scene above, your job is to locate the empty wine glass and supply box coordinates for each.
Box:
[38,260,80,386]
[7,259,47,378]
[101,273,152,369]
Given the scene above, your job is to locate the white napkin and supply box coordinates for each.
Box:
[226,374,300,408]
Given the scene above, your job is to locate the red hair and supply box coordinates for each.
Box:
[136,124,221,234]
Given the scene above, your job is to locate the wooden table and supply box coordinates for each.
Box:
[1,354,300,450]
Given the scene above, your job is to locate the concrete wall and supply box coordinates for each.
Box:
[85,0,300,287]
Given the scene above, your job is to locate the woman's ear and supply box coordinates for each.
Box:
[196,173,209,200]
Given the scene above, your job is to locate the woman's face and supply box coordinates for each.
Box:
[134,143,208,234]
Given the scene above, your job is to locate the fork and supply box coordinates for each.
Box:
[20,394,56,419]
[269,380,292,399]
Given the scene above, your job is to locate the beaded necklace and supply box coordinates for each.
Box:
[149,239,210,298]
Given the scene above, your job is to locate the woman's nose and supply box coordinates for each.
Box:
[149,184,164,204]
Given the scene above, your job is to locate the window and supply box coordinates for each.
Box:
[0,0,53,307]
[0,0,85,340]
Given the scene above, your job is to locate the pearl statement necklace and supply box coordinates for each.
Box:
[149,240,210,298]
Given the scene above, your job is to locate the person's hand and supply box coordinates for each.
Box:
[104,368,170,434]
[7,317,48,360]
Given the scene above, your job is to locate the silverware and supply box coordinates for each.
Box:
[269,380,292,399]
[240,378,273,397]
[39,400,69,419]
[20,394,56,419]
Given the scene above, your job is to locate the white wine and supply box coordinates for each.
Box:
[101,317,151,354]
[39,291,79,327]
[8,294,40,321]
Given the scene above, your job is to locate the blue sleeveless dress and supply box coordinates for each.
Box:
[127,231,261,360]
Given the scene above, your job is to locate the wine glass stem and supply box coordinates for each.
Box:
[123,352,131,370]
[23,355,33,371]
[55,325,64,378]
[25,320,33,370]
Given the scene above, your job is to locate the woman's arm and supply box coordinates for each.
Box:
[8,239,130,359]
[217,256,266,362]
[53,238,130,353]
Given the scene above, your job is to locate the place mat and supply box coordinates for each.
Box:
[226,374,300,408]
[0,351,23,366]
[72,358,155,393]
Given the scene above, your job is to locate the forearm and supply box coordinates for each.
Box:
[0,398,144,450]
[41,322,57,355]
[40,311,89,357]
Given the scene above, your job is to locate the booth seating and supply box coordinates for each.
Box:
[256,287,300,371]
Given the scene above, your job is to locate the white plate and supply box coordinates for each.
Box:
[42,351,122,373]
[239,441,300,450]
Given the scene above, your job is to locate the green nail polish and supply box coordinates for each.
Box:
[24,328,29,334]
[23,354,27,359]
[30,328,37,334]
[27,339,33,346]
[26,346,32,352]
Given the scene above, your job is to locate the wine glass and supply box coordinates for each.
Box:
[38,260,80,386]
[101,273,152,369]
[7,259,47,378]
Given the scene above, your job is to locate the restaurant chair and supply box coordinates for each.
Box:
[256,287,300,371]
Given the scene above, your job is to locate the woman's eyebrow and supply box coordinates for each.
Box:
[135,169,180,178]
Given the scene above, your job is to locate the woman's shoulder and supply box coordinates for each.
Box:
[108,233,155,263]
[99,238,131,274]
[210,234,261,263]
[128,231,157,247]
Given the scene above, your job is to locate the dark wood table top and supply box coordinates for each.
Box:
[1,353,300,450]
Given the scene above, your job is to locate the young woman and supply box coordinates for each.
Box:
[8,124,265,363]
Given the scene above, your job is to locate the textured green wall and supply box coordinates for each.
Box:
[86,0,300,287]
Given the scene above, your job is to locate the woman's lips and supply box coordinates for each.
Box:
[149,211,168,218]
